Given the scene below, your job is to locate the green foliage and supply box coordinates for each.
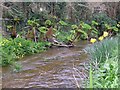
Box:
[79,22,93,39]
[7,25,13,29]
[93,56,118,88]
[89,64,93,88]
[105,24,119,32]
[112,26,119,32]
[59,20,68,26]
[105,24,111,30]
[117,23,120,28]
[67,30,76,41]
[92,21,98,26]
[81,23,92,30]
[0,38,50,66]
[45,20,52,27]
[71,25,78,30]
[38,27,48,34]
[85,38,118,62]
[85,37,118,88]
[56,31,70,43]
[14,17,20,23]
[77,29,88,39]
[91,21,99,36]
[27,20,39,27]
[12,62,22,72]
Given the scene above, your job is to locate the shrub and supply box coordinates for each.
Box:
[0,38,51,66]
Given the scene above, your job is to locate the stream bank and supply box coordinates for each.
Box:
[2,41,88,88]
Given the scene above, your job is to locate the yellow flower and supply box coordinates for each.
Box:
[98,36,104,41]
[18,43,22,46]
[103,31,108,37]
[90,38,97,44]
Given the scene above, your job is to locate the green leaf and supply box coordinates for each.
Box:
[82,23,92,30]
[89,64,93,88]
[7,25,13,29]
[92,21,98,25]
[105,24,111,29]
[59,20,68,26]
[112,26,118,32]
[77,29,88,36]
[71,25,78,30]
[38,27,48,34]
[45,20,52,26]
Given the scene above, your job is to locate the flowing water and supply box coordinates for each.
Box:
[2,41,89,88]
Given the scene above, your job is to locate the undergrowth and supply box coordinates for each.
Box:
[0,37,51,71]
[84,37,119,88]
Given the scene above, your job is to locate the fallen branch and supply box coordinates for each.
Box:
[52,43,74,48]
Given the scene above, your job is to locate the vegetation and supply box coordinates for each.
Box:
[84,37,119,88]
[1,2,120,88]
[1,12,119,72]
[0,37,51,67]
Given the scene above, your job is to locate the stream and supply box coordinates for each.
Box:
[2,41,88,88]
